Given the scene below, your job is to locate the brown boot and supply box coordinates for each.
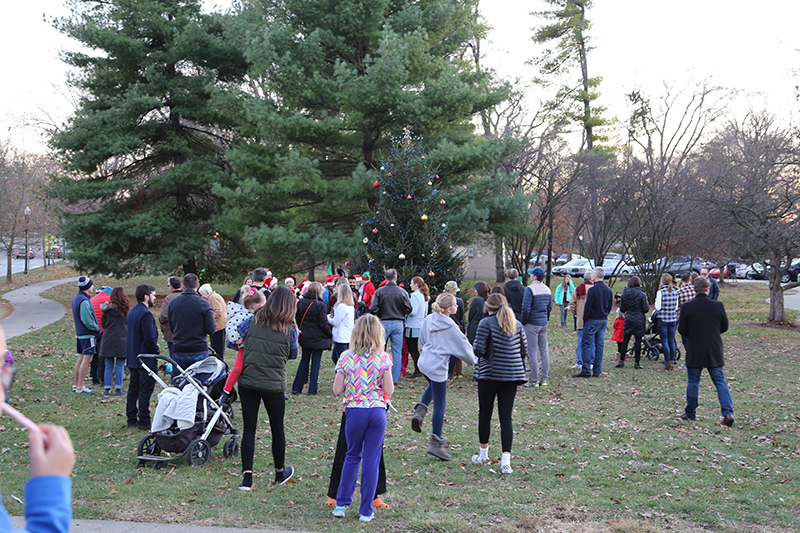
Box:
[665,360,674,371]
[427,434,452,461]
[411,403,428,433]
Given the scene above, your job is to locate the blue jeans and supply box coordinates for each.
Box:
[292,347,322,394]
[331,342,348,365]
[103,358,125,389]
[658,320,677,362]
[581,319,607,376]
[336,407,386,518]
[382,320,404,383]
[420,378,447,437]
[172,351,208,375]
[575,329,584,365]
[685,366,733,418]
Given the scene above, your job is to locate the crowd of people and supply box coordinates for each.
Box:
[1,262,732,526]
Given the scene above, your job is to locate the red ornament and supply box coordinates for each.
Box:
[372,228,379,234]
[421,155,425,160]
[434,175,440,179]
[428,271,435,277]
[407,195,412,199]
[373,181,380,187]
[439,199,446,205]
[388,172,393,177]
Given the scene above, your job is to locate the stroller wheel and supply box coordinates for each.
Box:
[646,347,660,361]
[223,437,240,459]
[675,347,682,361]
[137,434,161,457]
[187,439,211,467]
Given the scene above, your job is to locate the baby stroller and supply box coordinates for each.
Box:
[135,354,239,468]
[626,312,682,362]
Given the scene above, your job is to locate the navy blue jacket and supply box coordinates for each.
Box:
[708,276,720,300]
[583,281,613,322]
[167,289,216,353]
[126,302,159,369]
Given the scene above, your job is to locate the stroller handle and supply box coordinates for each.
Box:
[137,353,179,366]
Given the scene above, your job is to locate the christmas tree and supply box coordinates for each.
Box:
[351,133,465,293]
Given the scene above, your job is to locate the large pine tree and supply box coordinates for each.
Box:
[351,134,464,292]
[214,0,513,275]
[48,0,248,277]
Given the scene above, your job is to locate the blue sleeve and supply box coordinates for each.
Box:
[79,300,100,333]
[289,327,299,360]
[238,317,252,339]
[204,305,216,335]
[14,475,72,533]
[521,287,531,324]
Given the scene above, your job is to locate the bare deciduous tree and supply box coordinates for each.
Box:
[699,111,800,323]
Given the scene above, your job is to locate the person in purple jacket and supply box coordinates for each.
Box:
[1,325,75,533]
[573,267,613,378]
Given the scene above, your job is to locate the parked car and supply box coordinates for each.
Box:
[637,257,715,277]
[45,247,63,259]
[553,258,591,277]
[599,258,633,277]
[12,249,35,259]
[781,260,800,283]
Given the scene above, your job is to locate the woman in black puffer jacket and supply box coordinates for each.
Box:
[292,282,332,395]
[470,293,528,474]
[616,276,649,369]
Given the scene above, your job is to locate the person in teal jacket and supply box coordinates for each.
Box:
[1,325,75,533]
[554,275,575,328]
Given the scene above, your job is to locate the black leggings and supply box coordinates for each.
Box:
[406,335,420,372]
[327,411,387,498]
[620,332,643,364]
[477,381,517,452]
[238,385,286,472]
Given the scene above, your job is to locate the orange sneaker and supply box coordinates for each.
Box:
[325,497,336,506]
[373,497,390,509]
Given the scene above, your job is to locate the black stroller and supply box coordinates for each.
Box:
[626,312,682,362]
[135,354,239,468]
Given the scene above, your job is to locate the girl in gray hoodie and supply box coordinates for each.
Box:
[411,293,477,461]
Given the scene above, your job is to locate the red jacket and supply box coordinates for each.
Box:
[361,281,376,307]
[90,292,111,332]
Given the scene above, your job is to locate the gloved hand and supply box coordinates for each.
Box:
[218,391,230,408]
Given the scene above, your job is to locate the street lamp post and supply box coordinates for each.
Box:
[24,206,30,276]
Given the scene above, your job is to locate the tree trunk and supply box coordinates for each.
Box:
[768,278,785,323]
[5,249,12,283]
[494,236,505,283]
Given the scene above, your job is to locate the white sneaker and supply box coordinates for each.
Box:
[501,463,513,474]
[471,454,490,465]
[572,363,582,369]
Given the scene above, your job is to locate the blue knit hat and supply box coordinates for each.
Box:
[78,276,93,291]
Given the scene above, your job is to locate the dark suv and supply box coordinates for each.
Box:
[781,260,800,283]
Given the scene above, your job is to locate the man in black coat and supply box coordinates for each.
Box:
[126,284,160,430]
[369,268,412,384]
[503,269,525,322]
[676,276,734,426]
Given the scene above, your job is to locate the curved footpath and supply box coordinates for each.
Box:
[0,277,80,339]
[2,277,319,533]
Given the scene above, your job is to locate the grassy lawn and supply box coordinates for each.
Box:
[1,271,799,532]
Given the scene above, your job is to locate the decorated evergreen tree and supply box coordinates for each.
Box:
[352,134,465,293]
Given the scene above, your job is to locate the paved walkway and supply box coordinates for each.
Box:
[0,277,80,339]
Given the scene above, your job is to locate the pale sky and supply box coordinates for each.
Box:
[2,1,798,153]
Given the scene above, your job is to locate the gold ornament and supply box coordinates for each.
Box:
[421,214,428,221]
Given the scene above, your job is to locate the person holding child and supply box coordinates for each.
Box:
[330,315,394,523]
